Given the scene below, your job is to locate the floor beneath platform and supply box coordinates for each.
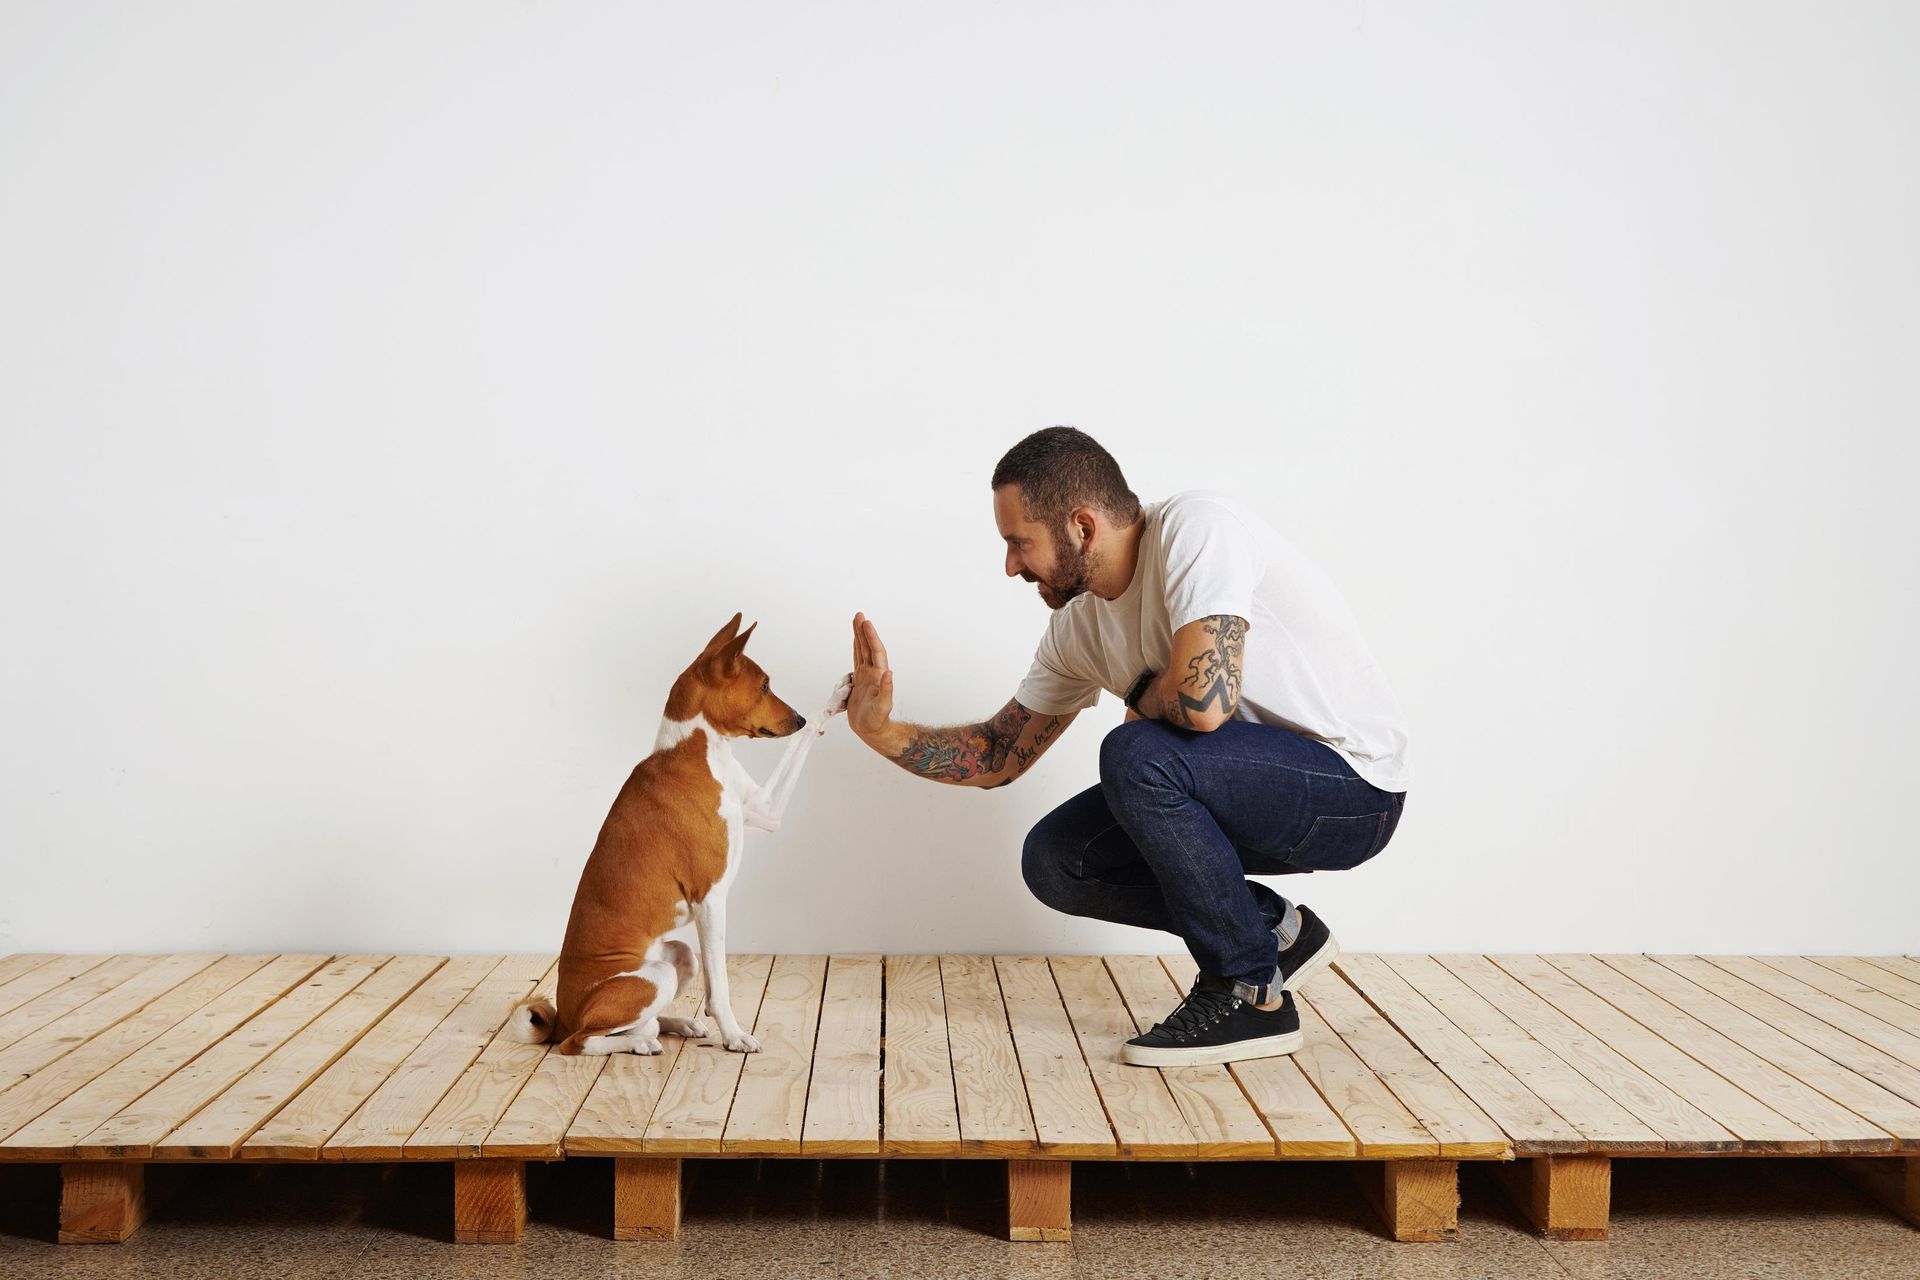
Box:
[2,1154,1915,1279]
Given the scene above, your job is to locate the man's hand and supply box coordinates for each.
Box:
[846,612,896,744]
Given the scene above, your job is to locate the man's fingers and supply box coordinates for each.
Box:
[862,618,890,671]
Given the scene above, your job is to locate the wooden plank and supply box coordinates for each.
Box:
[1048,955,1197,1158]
[1757,956,1920,1038]
[0,954,225,1094]
[878,954,961,1155]
[242,954,499,1159]
[1,955,326,1159]
[563,974,705,1156]
[1652,955,1920,1113]
[614,1157,680,1240]
[482,1050,605,1158]
[1437,954,1737,1151]
[1548,954,1894,1153]
[0,956,260,1146]
[1104,955,1273,1157]
[407,959,567,1159]
[995,956,1115,1157]
[324,954,549,1160]
[1375,954,1661,1153]
[1491,955,1818,1152]
[800,954,881,1154]
[1495,1154,1610,1240]
[0,956,159,1054]
[0,954,59,988]
[1341,955,1588,1155]
[722,953,827,1154]
[1007,1159,1071,1241]
[73,955,390,1159]
[59,1162,149,1243]
[938,954,1037,1155]
[1807,956,1920,1017]
[1704,955,1920,1071]
[1604,955,1920,1151]
[1865,956,1920,990]
[1304,971,1508,1158]
[160,956,443,1158]
[0,955,115,1020]
[640,953,773,1154]
[454,1160,526,1243]
[1159,953,1356,1157]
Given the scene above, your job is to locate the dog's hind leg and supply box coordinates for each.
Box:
[652,940,708,1040]
[554,950,681,1055]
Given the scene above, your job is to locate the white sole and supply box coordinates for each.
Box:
[1282,931,1341,993]
[1121,1027,1306,1068]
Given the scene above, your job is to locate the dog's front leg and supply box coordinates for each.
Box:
[690,890,758,1052]
[746,675,850,833]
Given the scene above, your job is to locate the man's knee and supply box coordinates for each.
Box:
[1020,819,1074,909]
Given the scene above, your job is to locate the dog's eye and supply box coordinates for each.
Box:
[761,678,770,692]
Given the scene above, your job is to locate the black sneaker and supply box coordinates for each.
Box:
[1121,973,1305,1067]
[1275,904,1340,994]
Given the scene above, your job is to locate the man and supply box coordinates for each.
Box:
[845,426,1410,1067]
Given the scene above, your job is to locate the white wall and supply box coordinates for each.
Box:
[3,2,1915,958]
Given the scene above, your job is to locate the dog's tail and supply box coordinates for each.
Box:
[505,996,558,1044]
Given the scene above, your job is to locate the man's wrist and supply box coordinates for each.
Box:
[1124,670,1158,717]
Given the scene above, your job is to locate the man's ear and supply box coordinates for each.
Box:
[700,612,744,658]
[1068,505,1099,551]
[711,620,758,676]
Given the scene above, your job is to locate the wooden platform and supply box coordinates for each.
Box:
[1,950,1916,1245]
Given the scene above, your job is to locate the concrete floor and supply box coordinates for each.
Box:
[0,1156,1915,1279]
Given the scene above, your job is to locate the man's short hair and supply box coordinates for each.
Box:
[991,426,1142,531]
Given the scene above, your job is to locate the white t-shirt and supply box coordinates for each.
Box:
[1014,490,1412,793]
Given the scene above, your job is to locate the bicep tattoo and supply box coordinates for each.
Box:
[1167,615,1246,728]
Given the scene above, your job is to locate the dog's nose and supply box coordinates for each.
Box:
[794,715,807,730]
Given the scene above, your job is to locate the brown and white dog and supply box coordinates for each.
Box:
[507,613,847,1055]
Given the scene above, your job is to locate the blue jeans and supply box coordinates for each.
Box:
[1021,718,1407,1001]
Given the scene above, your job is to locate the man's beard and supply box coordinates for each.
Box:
[1027,537,1094,610]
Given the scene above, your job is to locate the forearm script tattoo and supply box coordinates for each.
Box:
[1166,615,1246,729]
[893,701,1065,785]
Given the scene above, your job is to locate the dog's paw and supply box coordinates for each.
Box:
[724,1031,762,1054]
[633,1035,664,1055]
[659,1016,709,1040]
[825,673,852,717]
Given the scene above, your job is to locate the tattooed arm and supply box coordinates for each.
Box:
[845,612,1075,787]
[1132,614,1247,732]
[863,697,1076,788]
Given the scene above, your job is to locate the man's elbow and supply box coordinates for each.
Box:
[1183,701,1238,733]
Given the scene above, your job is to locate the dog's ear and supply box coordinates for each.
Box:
[699,612,744,658]
[712,620,758,676]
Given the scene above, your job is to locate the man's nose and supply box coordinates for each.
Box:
[1005,553,1022,577]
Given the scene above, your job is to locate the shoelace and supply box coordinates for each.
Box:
[1151,980,1242,1042]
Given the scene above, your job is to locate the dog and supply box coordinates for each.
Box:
[507,613,847,1055]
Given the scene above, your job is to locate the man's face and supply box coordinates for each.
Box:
[994,485,1092,610]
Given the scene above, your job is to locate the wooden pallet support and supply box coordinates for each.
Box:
[59,1162,152,1244]
[453,1159,527,1243]
[1836,1156,1919,1229]
[615,1156,682,1241]
[1356,1159,1459,1242]
[1007,1159,1071,1242]
[1494,1154,1610,1239]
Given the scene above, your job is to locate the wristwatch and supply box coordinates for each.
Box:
[1124,670,1157,714]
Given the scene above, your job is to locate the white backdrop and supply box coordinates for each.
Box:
[2,2,1915,958]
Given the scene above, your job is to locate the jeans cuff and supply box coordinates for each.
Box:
[1230,967,1279,1005]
